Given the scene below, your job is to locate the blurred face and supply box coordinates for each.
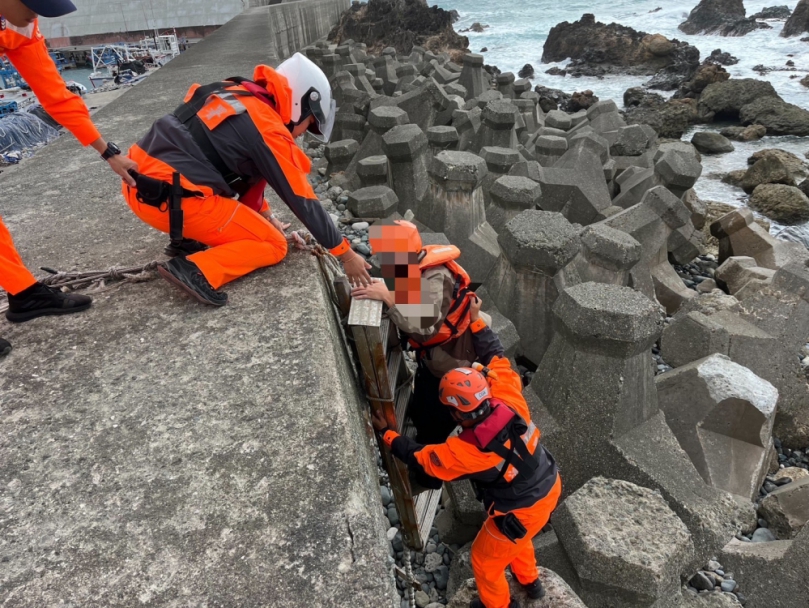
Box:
[378,251,423,304]
[0,0,38,27]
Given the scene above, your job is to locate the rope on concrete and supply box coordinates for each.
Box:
[0,261,162,314]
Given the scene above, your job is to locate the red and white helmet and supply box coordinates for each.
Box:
[276,52,336,142]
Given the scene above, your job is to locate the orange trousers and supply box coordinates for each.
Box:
[124,186,288,289]
[0,215,37,296]
[471,474,562,608]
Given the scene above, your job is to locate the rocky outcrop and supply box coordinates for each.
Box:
[751,5,793,19]
[749,184,809,224]
[624,92,699,138]
[748,149,809,180]
[542,14,700,89]
[697,78,780,120]
[679,0,771,36]
[739,97,809,136]
[782,0,809,36]
[677,62,730,98]
[706,49,739,65]
[328,0,468,56]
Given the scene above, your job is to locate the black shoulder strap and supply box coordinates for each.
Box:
[486,422,539,479]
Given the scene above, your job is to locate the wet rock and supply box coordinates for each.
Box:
[740,97,809,136]
[750,527,777,542]
[720,124,766,141]
[569,89,599,111]
[782,0,809,37]
[328,0,468,56]
[749,184,809,225]
[748,148,809,179]
[751,5,793,19]
[542,13,700,88]
[691,131,734,154]
[518,63,535,79]
[624,97,699,139]
[679,0,771,36]
[741,155,796,193]
[698,78,780,121]
[707,49,739,65]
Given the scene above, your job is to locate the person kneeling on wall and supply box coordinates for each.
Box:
[122,53,371,305]
[372,298,562,608]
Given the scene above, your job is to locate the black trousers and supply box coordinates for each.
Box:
[409,366,458,446]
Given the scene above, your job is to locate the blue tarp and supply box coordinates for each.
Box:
[0,111,59,159]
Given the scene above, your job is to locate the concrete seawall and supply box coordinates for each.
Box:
[0,4,395,607]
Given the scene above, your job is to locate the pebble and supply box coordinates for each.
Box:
[751,527,777,542]
[689,572,714,591]
[386,526,398,541]
[425,541,437,554]
[721,580,737,593]
[337,204,346,211]
[434,565,450,590]
[352,221,370,230]
[356,243,371,256]
[706,560,721,572]
[380,485,392,506]
[757,518,768,529]
[387,506,400,527]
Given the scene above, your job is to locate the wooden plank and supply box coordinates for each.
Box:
[415,489,443,549]
[333,276,352,318]
[394,384,411,434]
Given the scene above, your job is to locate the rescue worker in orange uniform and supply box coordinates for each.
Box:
[371,298,561,608]
[352,219,477,444]
[0,0,138,357]
[122,52,371,305]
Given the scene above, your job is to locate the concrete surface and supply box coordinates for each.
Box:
[0,7,395,608]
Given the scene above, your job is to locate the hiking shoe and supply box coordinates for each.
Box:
[158,257,227,306]
[0,338,11,357]
[469,599,520,608]
[6,283,92,323]
[164,238,208,258]
[522,578,545,600]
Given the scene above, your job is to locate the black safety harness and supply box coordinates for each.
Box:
[130,78,269,247]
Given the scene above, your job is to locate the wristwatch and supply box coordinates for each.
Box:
[101,142,122,161]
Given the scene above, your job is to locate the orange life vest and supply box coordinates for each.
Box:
[409,244,474,351]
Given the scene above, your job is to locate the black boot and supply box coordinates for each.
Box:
[158,257,228,306]
[164,238,208,258]
[0,337,11,357]
[522,578,546,600]
[6,283,92,323]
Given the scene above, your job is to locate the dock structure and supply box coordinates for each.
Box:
[0,3,396,607]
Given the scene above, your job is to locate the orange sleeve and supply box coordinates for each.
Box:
[470,318,487,333]
[415,437,502,481]
[487,356,531,422]
[6,33,101,146]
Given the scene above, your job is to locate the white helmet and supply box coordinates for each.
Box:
[276,52,336,142]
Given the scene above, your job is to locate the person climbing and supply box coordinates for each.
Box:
[122,52,371,306]
[371,298,561,608]
[352,219,477,444]
[0,0,139,357]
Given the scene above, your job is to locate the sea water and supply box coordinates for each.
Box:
[430,0,808,224]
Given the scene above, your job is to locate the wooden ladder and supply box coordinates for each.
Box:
[347,296,442,551]
[322,263,442,551]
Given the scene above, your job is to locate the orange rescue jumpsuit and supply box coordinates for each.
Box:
[0,19,101,295]
[122,66,350,289]
[382,319,561,608]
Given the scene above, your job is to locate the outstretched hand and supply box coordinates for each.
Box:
[342,249,372,287]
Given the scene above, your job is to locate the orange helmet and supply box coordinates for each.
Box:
[369,219,423,255]
[439,367,492,420]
